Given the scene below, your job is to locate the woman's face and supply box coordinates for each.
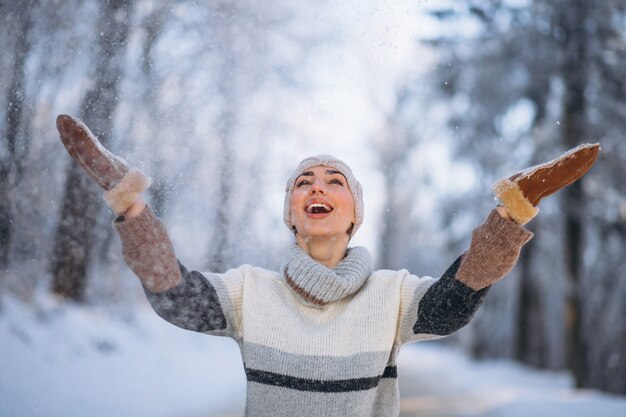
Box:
[289,165,355,242]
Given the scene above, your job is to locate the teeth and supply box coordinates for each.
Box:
[307,203,331,213]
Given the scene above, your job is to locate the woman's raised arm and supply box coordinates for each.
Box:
[56,115,240,338]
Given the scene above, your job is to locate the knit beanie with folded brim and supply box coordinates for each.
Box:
[283,154,364,237]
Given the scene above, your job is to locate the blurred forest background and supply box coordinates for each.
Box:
[1,0,624,397]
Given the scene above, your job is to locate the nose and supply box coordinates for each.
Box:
[310,178,326,194]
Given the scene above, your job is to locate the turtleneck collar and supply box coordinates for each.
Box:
[281,244,373,307]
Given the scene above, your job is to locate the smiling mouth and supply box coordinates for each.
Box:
[305,202,334,214]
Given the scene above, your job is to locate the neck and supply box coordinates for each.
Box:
[295,234,349,269]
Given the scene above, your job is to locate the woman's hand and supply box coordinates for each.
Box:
[56,114,151,215]
[124,197,146,218]
[495,205,513,222]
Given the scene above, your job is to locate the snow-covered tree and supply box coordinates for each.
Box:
[50,0,134,301]
[425,0,626,393]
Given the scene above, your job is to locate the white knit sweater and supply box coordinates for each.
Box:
[211,263,440,416]
[114,207,532,416]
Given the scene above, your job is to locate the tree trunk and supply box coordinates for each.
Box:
[559,0,589,388]
[379,168,399,269]
[514,88,550,368]
[514,229,548,367]
[208,11,237,273]
[375,90,416,270]
[141,6,168,216]
[0,1,35,269]
[208,94,236,273]
[50,0,133,301]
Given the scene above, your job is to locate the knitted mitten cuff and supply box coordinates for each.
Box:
[103,168,151,215]
[455,209,533,290]
[493,179,539,225]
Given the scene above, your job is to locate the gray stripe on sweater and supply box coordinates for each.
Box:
[245,381,382,417]
[243,342,392,380]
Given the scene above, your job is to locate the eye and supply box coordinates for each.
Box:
[296,179,311,187]
[330,178,344,186]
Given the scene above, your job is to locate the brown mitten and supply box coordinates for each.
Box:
[493,143,600,225]
[56,114,151,214]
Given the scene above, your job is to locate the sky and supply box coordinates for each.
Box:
[259,0,456,255]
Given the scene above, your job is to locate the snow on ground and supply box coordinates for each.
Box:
[1,293,625,417]
[398,343,626,417]
[0,294,246,417]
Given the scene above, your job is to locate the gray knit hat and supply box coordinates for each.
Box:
[283,154,364,236]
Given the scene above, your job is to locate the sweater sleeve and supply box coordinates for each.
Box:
[113,207,243,340]
[397,209,533,344]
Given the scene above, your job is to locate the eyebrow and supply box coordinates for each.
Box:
[294,169,347,186]
[299,169,343,177]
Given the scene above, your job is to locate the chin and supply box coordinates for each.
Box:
[297,225,348,241]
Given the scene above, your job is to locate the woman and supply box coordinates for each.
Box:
[56,115,599,416]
